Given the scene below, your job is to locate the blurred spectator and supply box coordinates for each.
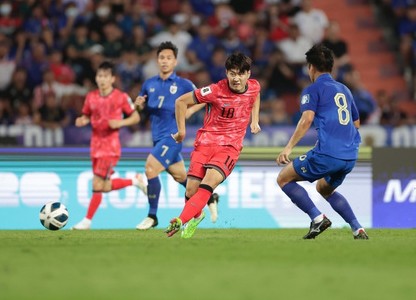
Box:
[172,0,202,34]
[375,89,409,126]
[208,46,227,83]
[277,23,313,65]
[22,3,52,40]
[116,49,143,92]
[264,48,299,96]
[102,21,124,59]
[87,2,115,42]
[49,49,76,84]
[250,25,276,74]
[149,18,192,71]
[270,98,292,126]
[0,97,13,125]
[343,68,377,124]
[0,0,22,36]
[321,21,351,81]
[1,67,33,114]
[207,3,238,37]
[263,3,290,42]
[292,0,329,44]
[220,26,250,56]
[117,2,147,37]
[189,0,215,17]
[0,36,16,91]
[20,41,50,89]
[32,68,87,111]
[14,102,33,126]
[186,21,219,67]
[33,91,70,129]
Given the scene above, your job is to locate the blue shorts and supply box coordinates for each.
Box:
[151,136,184,169]
[293,150,356,188]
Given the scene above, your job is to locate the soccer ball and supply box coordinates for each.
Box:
[39,202,69,230]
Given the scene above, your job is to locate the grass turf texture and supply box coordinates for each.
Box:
[1,229,415,300]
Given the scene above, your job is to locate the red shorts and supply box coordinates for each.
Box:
[92,156,119,179]
[188,145,240,181]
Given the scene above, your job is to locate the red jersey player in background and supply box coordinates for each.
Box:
[166,52,261,238]
[72,61,146,230]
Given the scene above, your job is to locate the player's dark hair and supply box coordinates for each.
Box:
[97,61,115,75]
[305,44,334,72]
[225,52,252,73]
[157,41,178,58]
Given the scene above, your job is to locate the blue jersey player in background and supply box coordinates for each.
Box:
[134,41,218,230]
[276,44,369,240]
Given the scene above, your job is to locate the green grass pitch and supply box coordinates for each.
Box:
[1,229,415,300]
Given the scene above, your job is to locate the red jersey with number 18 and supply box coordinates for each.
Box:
[193,78,260,150]
[82,88,135,158]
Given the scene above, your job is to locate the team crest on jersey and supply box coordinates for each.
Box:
[201,86,212,96]
[301,94,310,105]
[170,84,178,94]
[149,88,155,93]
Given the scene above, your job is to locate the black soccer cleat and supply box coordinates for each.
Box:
[354,229,369,240]
[303,215,332,239]
[207,193,219,205]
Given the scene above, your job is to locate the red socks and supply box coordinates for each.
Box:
[179,185,213,224]
[86,192,102,219]
[85,179,132,220]
[111,178,133,190]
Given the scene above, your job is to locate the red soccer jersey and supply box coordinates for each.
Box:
[82,88,135,158]
[193,78,260,150]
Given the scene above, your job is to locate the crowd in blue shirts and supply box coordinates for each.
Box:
[0,0,412,133]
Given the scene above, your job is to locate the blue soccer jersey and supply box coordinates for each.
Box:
[140,73,196,142]
[300,73,361,160]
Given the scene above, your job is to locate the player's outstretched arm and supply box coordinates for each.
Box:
[109,111,140,129]
[277,110,314,165]
[185,103,205,120]
[250,94,261,134]
[75,115,90,127]
[173,91,194,142]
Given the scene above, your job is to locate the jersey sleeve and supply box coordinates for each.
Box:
[194,84,217,105]
[350,94,359,122]
[139,80,148,97]
[121,93,135,116]
[81,93,91,116]
[183,78,197,92]
[299,86,318,113]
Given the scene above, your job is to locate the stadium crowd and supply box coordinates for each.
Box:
[0,0,413,134]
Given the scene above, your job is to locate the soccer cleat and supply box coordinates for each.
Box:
[136,216,158,230]
[181,211,205,239]
[165,217,182,237]
[207,193,219,223]
[303,215,332,239]
[353,228,369,240]
[133,173,147,195]
[71,218,91,230]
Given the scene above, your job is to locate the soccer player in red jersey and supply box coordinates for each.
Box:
[72,61,145,230]
[165,52,261,238]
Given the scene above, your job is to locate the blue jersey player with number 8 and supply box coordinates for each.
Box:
[276,44,369,240]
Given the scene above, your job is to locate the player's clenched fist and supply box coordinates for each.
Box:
[134,95,147,111]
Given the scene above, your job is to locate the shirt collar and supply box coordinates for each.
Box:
[157,72,177,81]
[315,73,333,82]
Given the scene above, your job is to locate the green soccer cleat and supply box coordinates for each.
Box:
[165,217,182,237]
[181,211,205,239]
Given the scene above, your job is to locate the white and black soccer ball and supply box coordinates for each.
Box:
[39,202,69,230]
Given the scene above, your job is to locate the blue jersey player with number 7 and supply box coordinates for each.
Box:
[276,44,369,240]
[134,41,219,230]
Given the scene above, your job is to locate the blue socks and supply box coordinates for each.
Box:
[147,177,161,217]
[327,192,362,231]
[282,182,321,220]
